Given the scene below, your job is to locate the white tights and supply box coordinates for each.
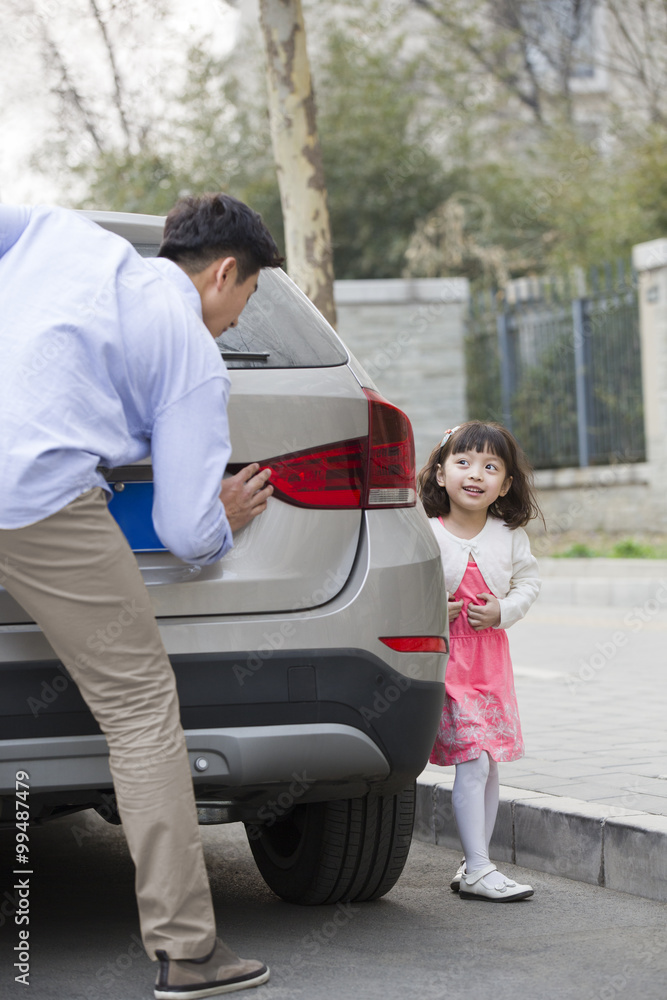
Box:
[452,752,504,884]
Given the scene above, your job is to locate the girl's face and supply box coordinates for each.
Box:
[436,448,512,516]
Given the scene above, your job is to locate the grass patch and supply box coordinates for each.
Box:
[554,543,597,558]
[609,538,656,559]
[527,529,667,559]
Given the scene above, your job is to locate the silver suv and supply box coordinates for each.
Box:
[0,212,447,905]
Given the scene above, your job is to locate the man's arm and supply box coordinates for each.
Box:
[0,205,31,258]
[150,378,236,564]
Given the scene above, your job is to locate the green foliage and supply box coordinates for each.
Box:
[71,38,285,248]
[406,161,555,283]
[22,0,667,284]
[464,298,502,420]
[75,151,192,215]
[69,14,452,279]
[315,27,448,279]
[620,126,667,244]
[609,538,655,559]
[510,345,579,470]
[553,538,662,558]
[554,543,597,558]
[525,128,649,274]
[173,41,285,252]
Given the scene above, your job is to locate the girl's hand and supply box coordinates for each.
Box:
[467,593,501,630]
[448,597,464,622]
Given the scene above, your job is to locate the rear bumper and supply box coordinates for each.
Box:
[0,721,389,802]
[0,650,444,816]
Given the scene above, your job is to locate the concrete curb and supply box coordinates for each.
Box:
[536,558,667,607]
[415,771,667,902]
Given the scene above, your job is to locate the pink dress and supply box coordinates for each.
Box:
[430,559,524,766]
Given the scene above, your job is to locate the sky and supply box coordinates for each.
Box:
[0,0,241,204]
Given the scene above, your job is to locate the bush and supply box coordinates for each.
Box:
[609,539,654,559]
[556,543,597,558]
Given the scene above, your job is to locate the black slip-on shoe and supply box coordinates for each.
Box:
[154,937,269,999]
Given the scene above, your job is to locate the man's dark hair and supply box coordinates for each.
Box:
[158,193,284,281]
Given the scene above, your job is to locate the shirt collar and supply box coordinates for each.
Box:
[450,535,481,556]
[146,257,203,319]
[438,515,492,555]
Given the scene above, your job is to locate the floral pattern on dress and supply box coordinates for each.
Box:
[430,690,524,765]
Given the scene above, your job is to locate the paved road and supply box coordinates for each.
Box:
[507,600,667,816]
[2,814,666,1000]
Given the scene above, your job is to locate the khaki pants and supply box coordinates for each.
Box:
[0,488,216,960]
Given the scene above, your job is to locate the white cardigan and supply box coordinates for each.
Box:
[429,515,540,630]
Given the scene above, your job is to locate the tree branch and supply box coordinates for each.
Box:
[39,21,106,153]
[88,0,132,145]
[605,0,667,124]
[412,0,544,121]
[501,0,547,118]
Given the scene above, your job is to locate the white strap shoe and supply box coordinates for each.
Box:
[450,859,466,892]
[459,863,534,902]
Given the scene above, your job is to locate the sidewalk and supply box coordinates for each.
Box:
[414,558,667,902]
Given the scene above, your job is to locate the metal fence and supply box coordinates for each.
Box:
[465,265,645,469]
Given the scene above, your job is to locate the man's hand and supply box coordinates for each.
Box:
[219,464,273,533]
[467,592,501,631]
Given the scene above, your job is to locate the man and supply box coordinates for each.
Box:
[0,194,282,997]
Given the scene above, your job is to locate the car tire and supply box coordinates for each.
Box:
[244,783,415,905]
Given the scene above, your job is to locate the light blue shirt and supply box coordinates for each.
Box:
[0,204,232,564]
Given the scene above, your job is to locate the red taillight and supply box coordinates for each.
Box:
[364,388,416,508]
[264,438,365,508]
[380,636,448,654]
[256,390,416,510]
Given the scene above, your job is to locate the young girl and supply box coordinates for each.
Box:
[418,420,542,902]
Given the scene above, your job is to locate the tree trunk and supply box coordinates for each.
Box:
[258,0,337,327]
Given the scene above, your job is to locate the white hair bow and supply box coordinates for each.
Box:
[439,425,461,448]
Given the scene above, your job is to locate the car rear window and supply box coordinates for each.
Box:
[215,267,348,370]
[133,244,162,258]
[134,243,347,370]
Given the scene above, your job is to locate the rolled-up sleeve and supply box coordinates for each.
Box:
[0,205,31,258]
[150,376,233,564]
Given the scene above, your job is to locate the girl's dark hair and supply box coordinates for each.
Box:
[417,420,543,528]
[158,193,284,281]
